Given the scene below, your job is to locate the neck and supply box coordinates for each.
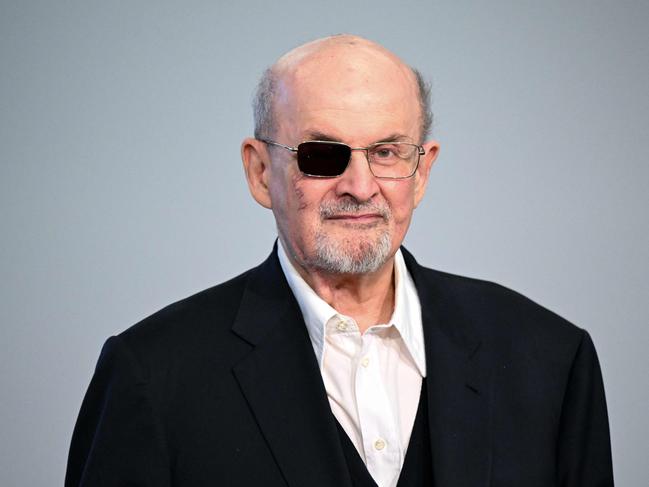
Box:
[289,252,396,334]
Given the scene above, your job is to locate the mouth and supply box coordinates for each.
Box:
[324,213,387,228]
[326,213,384,222]
[319,199,391,227]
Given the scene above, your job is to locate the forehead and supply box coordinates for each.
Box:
[273,41,421,141]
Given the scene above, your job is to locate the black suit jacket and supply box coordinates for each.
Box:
[66,247,613,486]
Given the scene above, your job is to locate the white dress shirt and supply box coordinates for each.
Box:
[277,240,426,487]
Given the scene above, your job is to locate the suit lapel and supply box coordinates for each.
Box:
[231,249,352,487]
[403,248,493,487]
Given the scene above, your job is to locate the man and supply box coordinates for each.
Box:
[66,35,613,487]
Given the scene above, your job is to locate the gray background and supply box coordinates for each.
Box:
[1,0,647,485]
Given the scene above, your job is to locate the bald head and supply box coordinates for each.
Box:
[273,35,407,79]
[253,35,432,142]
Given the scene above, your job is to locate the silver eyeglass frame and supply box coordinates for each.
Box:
[260,139,425,180]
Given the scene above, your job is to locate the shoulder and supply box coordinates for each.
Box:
[403,249,587,361]
[430,267,577,328]
[110,265,257,376]
[126,267,251,334]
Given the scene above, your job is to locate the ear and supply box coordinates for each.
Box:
[413,140,440,207]
[241,137,273,209]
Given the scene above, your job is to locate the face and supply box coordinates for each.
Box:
[247,42,438,275]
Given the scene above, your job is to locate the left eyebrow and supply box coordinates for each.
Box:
[373,133,413,144]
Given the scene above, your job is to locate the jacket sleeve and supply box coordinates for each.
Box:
[65,336,171,487]
[556,329,614,486]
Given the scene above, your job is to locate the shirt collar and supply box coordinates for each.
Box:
[277,240,426,377]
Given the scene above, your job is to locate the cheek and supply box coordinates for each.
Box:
[382,182,417,224]
[269,169,305,214]
[292,175,339,214]
[272,172,323,241]
[292,173,310,212]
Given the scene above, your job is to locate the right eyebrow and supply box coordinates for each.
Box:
[302,131,343,143]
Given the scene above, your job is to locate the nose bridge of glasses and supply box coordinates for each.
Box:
[346,146,373,171]
[349,146,372,162]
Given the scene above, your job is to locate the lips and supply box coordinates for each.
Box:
[326,213,384,221]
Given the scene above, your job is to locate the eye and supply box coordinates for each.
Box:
[371,144,399,161]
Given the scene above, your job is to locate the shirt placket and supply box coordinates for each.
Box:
[355,330,401,487]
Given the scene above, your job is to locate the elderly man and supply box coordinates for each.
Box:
[66,35,613,487]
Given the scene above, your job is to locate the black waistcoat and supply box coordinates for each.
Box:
[334,382,433,487]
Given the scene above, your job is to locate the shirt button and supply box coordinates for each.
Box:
[336,321,347,331]
[374,438,386,451]
[360,357,370,368]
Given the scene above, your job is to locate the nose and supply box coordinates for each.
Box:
[334,149,380,202]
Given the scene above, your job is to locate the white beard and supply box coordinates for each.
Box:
[310,197,392,274]
[311,229,392,274]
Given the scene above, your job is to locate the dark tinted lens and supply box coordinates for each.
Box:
[297,142,350,176]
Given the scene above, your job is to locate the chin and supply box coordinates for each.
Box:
[309,231,392,274]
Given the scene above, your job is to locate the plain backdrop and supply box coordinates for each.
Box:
[1,1,647,485]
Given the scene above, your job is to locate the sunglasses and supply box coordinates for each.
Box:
[260,139,425,179]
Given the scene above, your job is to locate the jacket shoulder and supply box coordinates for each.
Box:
[408,259,587,361]
[113,266,256,369]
